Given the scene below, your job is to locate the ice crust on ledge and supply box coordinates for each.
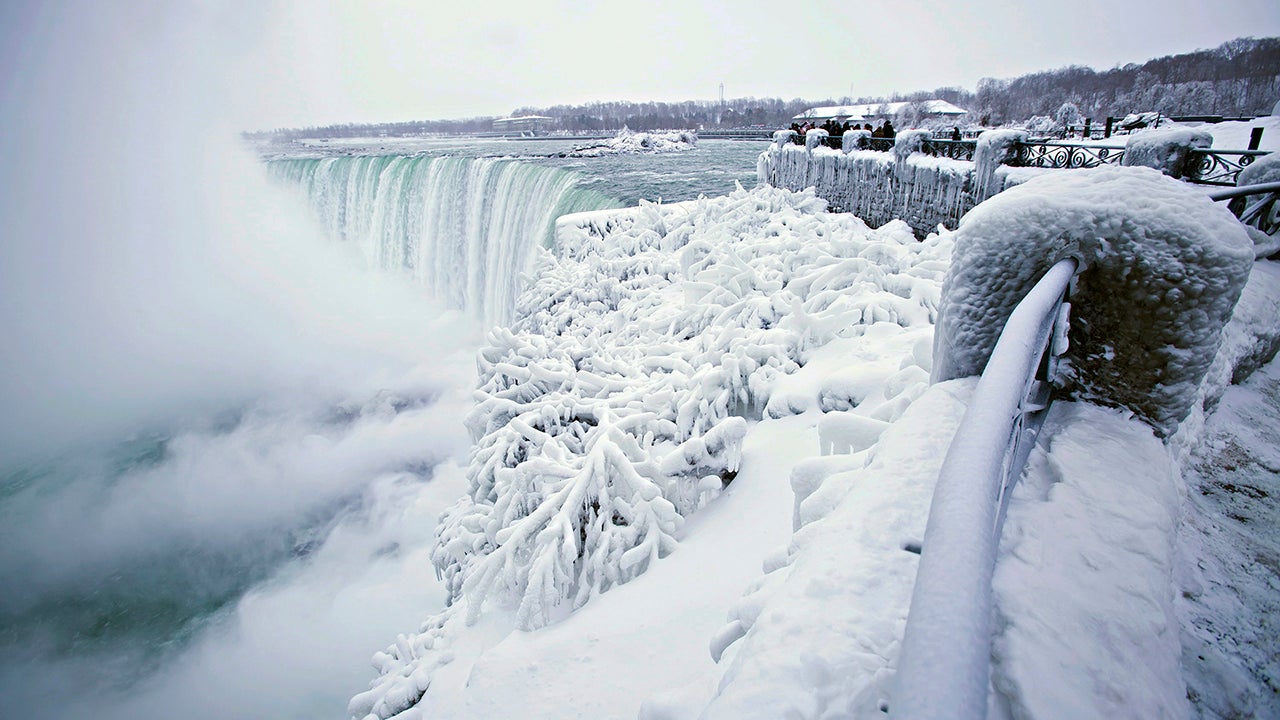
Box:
[933,165,1253,436]
[350,184,949,719]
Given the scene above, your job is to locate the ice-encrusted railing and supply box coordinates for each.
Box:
[783,130,1269,186]
[1209,180,1280,235]
[891,258,1077,720]
[1008,142,1268,186]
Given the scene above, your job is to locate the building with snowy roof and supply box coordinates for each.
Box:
[793,100,968,123]
[492,115,553,134]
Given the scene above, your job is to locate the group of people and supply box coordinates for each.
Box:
[790,119,897,139]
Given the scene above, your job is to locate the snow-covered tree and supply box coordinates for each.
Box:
[1055,101,1082,130]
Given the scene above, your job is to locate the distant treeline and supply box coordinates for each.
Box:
[252,36,1279,139]
[970,36,1279,124]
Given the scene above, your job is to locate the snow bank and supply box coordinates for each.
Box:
[992,401,1187,719]
[933,165,1253,436]
[1122,127,1213,178]
[687,379,973,720]
[351,184,948,719]
[1169,260,1280,459]
[564,128,697,157]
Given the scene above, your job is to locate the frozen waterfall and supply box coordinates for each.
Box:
[268,156,621,326]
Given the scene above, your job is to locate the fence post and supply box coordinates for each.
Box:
[1105,117,1113,138]
[1249,127,1264,151]
[1083,118,1091,139]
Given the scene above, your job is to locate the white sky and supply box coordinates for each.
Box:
[3,0,1280,129]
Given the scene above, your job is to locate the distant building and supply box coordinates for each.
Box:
[493,115,552,135]
[793,100,968,124]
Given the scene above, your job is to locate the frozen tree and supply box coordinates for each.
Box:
[1055,102,1082,131]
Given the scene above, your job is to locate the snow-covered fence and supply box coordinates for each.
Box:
[759,129,1273,235]
[892,258,1076,720]
[757,138,985,237]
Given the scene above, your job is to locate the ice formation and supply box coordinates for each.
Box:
[892,129,931,166]
[350,184,949,719]
[757,142,981,236]
[804,128,829,151]
[692,379,972,719]
[1121,127,1214,178]
[933,165,1254,436]
[756,128,1045,237]
[564,128,698,157]
[842,128,871,153]
[972,129,1028,200]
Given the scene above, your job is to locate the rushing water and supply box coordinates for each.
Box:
[267,155,620,325]
[0,136,768,719]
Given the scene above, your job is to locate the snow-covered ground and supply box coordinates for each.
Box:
[351,177,1280,719]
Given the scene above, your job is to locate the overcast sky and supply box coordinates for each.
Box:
[3,0,1280,129]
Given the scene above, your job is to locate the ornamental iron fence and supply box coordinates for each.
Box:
[784,132,1269,186]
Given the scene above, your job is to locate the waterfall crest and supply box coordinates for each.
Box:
[269,155,621,325]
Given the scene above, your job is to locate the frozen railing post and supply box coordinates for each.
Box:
[890,258,1076,720]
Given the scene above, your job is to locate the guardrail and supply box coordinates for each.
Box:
[1009,141,1126,170]
[890,258,1077,720]
[789,131,1269,186]
[1188,149,1271,186]
[1210,180,1280,235]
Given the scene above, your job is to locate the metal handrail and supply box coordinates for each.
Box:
[891,258,1077,720]
[1210,181,1280,236]
[1207,180,1280,201]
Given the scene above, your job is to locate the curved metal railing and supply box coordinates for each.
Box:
[891,258,1077,720]
[1210,181,1280,236]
